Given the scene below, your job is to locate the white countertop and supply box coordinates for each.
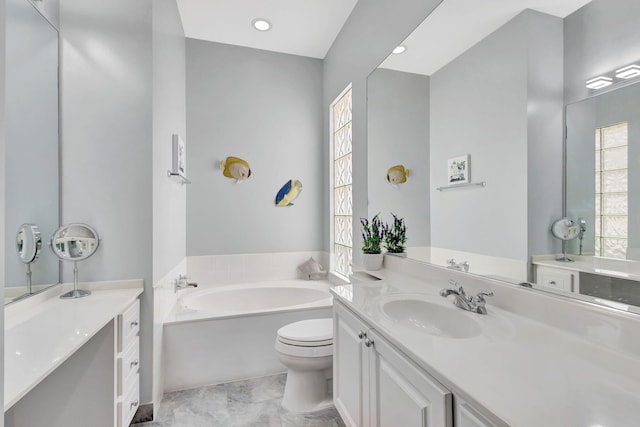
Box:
[4,285,143,411]
[533,254,640,282]
[331,271,640,427]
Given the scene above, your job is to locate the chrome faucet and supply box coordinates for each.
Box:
[440,280,493,314]
[446,258,469,273]
[174,274,198,293]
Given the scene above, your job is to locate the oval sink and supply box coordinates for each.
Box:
[380,298,482,339]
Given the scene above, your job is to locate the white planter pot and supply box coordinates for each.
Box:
[362,253,383,271]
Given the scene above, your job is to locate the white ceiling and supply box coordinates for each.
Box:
[380,0,592,76]
[176,0,359,59]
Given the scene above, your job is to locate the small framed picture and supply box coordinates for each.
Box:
[172,134,186,178]
[447,154,470,185]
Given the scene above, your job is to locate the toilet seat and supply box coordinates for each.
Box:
[276,318,333,357]
[277,318,333,345]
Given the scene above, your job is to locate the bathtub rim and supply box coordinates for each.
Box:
[164,279,334,326]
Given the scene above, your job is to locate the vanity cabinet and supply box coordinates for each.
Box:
[117,300,141,427]
[454,398,499,427]
[534,266,579,293]
[334,302,452,427]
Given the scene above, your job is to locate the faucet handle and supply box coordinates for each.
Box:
[447,258,456,266]
[474,291,494,304]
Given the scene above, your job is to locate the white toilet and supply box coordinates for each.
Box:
[275,318,334,413]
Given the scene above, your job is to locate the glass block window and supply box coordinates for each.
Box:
[595,122,628,259]
[332,87,353,279]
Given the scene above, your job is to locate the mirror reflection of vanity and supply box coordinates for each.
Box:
[367,0,640,314]
[5,0,61,303]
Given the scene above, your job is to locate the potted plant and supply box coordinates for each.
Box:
[383,213,407,256]
[360,213,385,270]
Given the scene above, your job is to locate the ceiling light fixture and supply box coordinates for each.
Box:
[585,76,613,90]
[392,45,407,55]
[251,18,272,32]
[615,64,640,79]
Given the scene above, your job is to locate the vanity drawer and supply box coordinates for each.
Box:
[118,300,140,352]
[536,267,576,292]
[118,336,140,396]
[118,374,140,427]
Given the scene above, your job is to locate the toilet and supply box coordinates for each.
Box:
[275,318,334,413]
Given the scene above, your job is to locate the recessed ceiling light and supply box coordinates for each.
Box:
[252,18,272,32]
[392,45,407,55]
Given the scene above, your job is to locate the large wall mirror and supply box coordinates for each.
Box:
[367,0,640,314]
[5,0,60,303]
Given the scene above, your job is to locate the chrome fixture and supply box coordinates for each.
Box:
[578,217,587,256]
[516,282,533,288]
[440,280,493,315]
[174,274,198,293]
[446,258,469,273]
[16,224,42,297]
[50,223,100,299]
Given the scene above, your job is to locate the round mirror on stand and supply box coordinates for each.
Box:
[550,217,580,262]
[16,223,42,295]
[50,223,100,299]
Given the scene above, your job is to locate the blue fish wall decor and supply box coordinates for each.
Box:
[275,179,302,207]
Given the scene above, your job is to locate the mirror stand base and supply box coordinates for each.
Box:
[60,289,91,299]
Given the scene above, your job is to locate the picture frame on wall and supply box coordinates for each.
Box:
[447,154,470,185]
[172,134,186,179]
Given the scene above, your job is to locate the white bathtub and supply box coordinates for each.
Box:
[163,280,334,391]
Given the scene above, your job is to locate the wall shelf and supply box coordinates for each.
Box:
[436,181,486,191]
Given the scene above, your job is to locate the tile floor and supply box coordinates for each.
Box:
[136,374,346,427]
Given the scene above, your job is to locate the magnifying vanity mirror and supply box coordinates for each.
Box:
[50,224,100,299]
[367,0,640,314]
[14,224,42,300]
[5,0,61,304]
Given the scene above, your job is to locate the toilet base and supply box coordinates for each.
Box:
[281,366,334,413]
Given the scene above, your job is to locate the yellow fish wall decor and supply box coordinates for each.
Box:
[386,165,410,185]
[220,156,252,181]
[275,179,302,207]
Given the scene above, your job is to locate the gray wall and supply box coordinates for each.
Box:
[185,40,324,256]
[5,0,60,287]
[564,0,640,104]
[60,0,154,404]
[323,0,444,264]
[525,11,564,258]
[27,0,59,30]
[367,68,430,247]
[153,0,185,283]
[1,0,7,420]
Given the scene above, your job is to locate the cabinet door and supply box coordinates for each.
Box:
[369,331,452,427]
[455,401,499,427]
[334,303,371,427]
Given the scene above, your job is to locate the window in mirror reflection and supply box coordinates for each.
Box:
[332,87,353,279]
[595,122,628,259]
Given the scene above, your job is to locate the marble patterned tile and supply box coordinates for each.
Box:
[135,374,344,427]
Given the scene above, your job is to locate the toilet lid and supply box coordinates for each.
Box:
[277,319,333,345]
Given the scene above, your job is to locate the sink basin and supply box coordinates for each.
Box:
[380,298,482,339]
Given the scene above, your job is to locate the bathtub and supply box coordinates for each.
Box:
[162,280,334,391]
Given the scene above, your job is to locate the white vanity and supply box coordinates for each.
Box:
[332,257,640,427]
[4,281,143,427]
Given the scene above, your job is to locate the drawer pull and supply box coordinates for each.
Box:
[131,359,139,368]
[549,280,556,285]
[130,321,139,327]
[364,338,374,348]
[130,400,139,409]
[357,330,366,339]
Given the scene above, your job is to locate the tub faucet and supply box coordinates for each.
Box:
[440,280,493,315]
[174,274,198,293]
[446,258,469,272]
